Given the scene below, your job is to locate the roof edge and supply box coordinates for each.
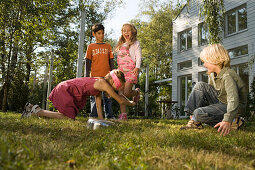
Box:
[173,4,187,21]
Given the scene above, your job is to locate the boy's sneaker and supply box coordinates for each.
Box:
[231,117,245,130]
[133,88,140,103]
[118,113,127,120]
[180,120,203,130]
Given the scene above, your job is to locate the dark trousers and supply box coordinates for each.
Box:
[184,82,227,126]
[90,92,114,118]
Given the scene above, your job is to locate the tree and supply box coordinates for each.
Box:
[134,1,179,80]
[0,0,123,112]
[130,0,181,116]
[246,77,255,120]
[0,0,73,111]
[187,0,225,44]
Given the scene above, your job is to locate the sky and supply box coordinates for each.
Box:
[104,0,141,40]
[104,0,180,40]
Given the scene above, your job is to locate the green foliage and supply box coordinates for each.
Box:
[200,0,225,44]
[133,1,180,80]
[0,0,123,111]
[139,72,160,117]
[187,0,225,44]
[130,1,181,115]
[8,72,30,112]
[53,31,78,84]
[1,112,255,169]
[0,0,74,111]
[246,77,255,120]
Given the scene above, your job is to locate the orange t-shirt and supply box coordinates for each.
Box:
[85,43,114,77]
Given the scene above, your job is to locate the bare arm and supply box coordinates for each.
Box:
[94,79,136,107]
[95,94,104,120]
[109,45,115,71]
[109,58,114,71]
[133,67,140,77]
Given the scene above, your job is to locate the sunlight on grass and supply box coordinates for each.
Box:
[0,112,255,169]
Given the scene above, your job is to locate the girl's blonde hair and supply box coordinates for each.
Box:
[200,43,230,68]
[115,23,137,51]
[104,69,126,84]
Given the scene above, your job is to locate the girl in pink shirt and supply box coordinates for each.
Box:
[115,23,142,120]
[21,70,135,120]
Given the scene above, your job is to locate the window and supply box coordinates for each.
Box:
[179,75,192,116]
[178,60,192,71]
[226,5,247,36]
[179,28,192,51]
[198,22,208,46]
[231,63,249,90]
[228,45,248,59]
[198,57,203,66]
[198,71,208,83]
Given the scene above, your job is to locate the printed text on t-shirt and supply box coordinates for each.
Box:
[92,48,108,56]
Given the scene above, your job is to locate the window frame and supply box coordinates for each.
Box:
[228,44,248,59]
[177,60,192,71]
[178,28,192,52]
[198,22,209,46]
[178,74,192,117]
[198,71,208,83]
[225,4,247,36]
[231,63,249,90]
[198,57,203,66]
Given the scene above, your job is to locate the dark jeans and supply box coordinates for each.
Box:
[184,82,227,126]
[90,92,114,118]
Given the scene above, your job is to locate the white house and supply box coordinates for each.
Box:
[172,0,255,117]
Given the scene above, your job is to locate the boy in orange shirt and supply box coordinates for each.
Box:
[84,23,115,119]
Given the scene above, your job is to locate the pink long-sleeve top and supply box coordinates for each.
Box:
[128,40,142,68]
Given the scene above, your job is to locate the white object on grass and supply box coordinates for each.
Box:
[93,123,101,130]
[87,118,114,130]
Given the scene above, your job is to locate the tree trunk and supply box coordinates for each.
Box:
[25,43,33,82]
[0,29,6,109]
[1,5,20,111]
[1,34,13,111]
[2,81,9,112]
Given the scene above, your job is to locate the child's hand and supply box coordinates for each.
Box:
[129,101,136,106]
[214,121,231,136]
[133,68,140,77]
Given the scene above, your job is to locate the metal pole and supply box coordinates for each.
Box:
[76,10,86,78]
[46,52,54,110]
[145,64,149,117]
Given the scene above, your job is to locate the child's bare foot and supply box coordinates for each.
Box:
[118,113,127,120]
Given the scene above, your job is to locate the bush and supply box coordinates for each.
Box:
[246,77,255,120]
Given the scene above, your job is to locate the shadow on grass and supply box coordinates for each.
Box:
[1,112,255,162]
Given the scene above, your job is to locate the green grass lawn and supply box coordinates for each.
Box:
[0,112,255,170]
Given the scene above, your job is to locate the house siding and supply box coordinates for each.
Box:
[172,0,255,114]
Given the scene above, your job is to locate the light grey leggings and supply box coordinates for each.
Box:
[184,82,227,126]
